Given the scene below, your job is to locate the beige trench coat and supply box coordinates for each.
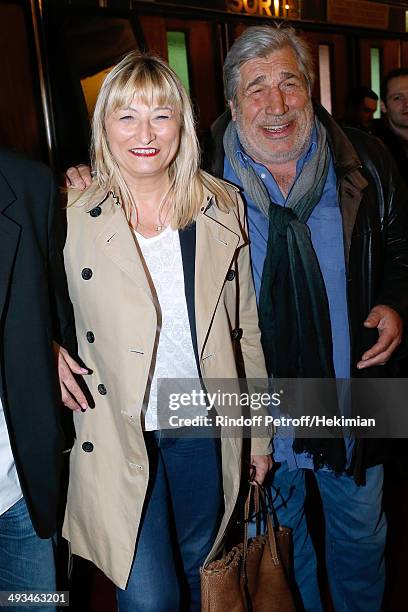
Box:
[62,180,270,588]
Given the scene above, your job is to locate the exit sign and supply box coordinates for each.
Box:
[226,0,300,19]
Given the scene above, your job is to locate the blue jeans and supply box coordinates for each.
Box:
[117,433,223,612]
[0,497,56,611]
[257,463,386,612]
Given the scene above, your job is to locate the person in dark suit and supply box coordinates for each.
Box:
[374,68,408,184]
[0,147,87,608]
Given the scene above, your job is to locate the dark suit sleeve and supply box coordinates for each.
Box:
[348,130,408,324]
[376,155,408,325]
[46,178,77,354]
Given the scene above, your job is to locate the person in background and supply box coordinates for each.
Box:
[0,148,87,609]
[342,85,378,133]
[63,51,271,612]
[201,25,408,612]
[374,68,408,181]
[374,67,408,498]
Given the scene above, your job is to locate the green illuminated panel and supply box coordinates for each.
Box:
[167,31,190,94]
[370,48,381,119]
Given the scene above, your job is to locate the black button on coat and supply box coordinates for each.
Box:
[82,268,92,280]
[89,206,102,218]
[231,328,243,341]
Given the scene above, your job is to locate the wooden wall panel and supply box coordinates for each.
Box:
[139,16,223,134]
[359,38,400,90]
[302,32,348,121]
[0,2,44,159]
[138,15,168,60]
[166,18,222,133]
[401,41,408,69]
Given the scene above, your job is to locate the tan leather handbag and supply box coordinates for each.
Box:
[201,487,296,612]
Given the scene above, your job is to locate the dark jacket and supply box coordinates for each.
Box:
[0,149,75,537]
[373,117,408,185]
[202,104,408,474]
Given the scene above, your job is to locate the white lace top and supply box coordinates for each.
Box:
[135,226,201,431]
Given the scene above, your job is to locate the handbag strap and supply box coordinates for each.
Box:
[238,486,283,612]
[263,483,282,528]
[254,484,261,535]
[258,487,280,565]
[242,486,252,563]
[242,486,281,569]
[240,488,251,611]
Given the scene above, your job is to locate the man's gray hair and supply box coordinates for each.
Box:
[223,24,315,104]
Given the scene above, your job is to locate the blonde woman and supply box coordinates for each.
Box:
[63,52,271,611]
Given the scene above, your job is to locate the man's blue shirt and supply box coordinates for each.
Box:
[223,125,352,470]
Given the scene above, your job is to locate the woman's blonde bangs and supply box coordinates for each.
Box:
[103,60,183,121]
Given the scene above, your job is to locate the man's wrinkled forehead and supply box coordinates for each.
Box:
[238,48,306,91]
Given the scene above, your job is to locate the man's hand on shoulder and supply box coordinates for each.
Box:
[65,164,93,190]
[357,304,403,369]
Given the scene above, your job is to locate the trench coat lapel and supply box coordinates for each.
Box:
[195,194,242,358]
[179,223,200,370]
[0,170,21,320]
[91,193,153,300]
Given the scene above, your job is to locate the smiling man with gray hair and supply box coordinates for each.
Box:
[202,24,408,611]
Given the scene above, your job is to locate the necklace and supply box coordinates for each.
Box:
[110,189,170,233]
[136,219,166,232]
[135,198,171,233]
